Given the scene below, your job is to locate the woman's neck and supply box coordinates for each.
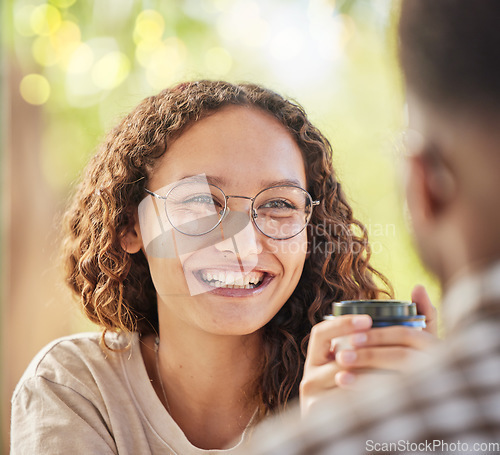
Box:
[141,313,263,449]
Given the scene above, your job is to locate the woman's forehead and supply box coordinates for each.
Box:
[148,106,307,192]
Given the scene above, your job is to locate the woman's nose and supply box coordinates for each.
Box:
[214,208,263,259]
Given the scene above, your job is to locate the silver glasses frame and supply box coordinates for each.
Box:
[144,183,320,240]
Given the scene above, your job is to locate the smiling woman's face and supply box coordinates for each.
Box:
[135,105,308,336]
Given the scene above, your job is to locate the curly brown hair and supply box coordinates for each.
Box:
[63,80,392,415]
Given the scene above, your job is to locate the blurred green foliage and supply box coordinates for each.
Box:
[5,0,440,309]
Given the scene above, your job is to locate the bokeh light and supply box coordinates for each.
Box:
[91,51,130,90]
[144,37,187,90]
[134,9,165,44]
[31,20,81,67]
[64,37,128,106]
[216,1,269,48]
[19,74,51,105]
[269,27,305,61]
[66,42,94,74]
[30,4,62,37]
[53,21,82,67]
[32,36,59,66]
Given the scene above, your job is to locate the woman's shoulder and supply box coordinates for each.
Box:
[12,331,139,402]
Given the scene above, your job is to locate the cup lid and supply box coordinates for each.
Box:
[333,300,418,319]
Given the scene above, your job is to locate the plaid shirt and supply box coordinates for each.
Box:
[242,262,500,455]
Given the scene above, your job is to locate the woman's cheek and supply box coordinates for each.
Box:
[148,256,189,297]
[270,232,308,261]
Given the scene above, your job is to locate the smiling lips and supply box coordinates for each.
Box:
[199,269,265,289]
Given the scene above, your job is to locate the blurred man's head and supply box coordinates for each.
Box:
[399,0,500,289]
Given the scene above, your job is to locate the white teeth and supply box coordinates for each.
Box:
[199,270,266,289]
[248,272,262,285]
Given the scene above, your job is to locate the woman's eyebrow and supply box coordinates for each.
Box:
[177,174,226,186]
[259,178,303,188]
[178,175,303,189]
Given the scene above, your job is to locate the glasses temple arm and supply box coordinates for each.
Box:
[144,188,167,200]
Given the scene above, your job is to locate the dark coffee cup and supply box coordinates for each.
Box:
[332,300,426,328]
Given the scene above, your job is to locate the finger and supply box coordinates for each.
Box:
[336,346,428,371]
[411,284,439,335]
[349,325,438,351]
[335,369,399,390]
[300,385,342,418]
[305,315,372,367]
[300,362,341,396]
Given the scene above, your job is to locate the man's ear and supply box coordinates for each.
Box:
[422,151,457,217]
[406,151,457,226]
[121,209,143,254]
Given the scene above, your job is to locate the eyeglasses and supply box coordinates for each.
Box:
[145,181,320,240]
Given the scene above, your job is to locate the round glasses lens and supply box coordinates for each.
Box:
[253,186,312,239]
[165,182,225,235]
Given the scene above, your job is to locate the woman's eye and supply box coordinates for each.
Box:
[260,199,295,210]
[184,194,223,207]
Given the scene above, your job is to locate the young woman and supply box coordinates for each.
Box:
[11,81,436,454]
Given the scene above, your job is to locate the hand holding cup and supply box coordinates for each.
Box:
[300,285,438,417]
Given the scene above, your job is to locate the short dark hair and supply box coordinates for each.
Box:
[399,0,500,113]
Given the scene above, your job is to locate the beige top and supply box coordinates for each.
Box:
[11,332,254,455]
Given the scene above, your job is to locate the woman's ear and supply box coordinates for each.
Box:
[121,209,143,254]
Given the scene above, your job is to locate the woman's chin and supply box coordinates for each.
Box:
[191,305,274,337]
